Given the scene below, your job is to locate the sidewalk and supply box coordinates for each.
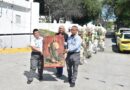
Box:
[0,47,31,54]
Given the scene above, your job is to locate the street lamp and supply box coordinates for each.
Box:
[10,0,14,48]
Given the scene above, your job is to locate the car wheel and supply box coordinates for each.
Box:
[118,44,123,53]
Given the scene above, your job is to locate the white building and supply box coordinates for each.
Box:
[0,0,39,48]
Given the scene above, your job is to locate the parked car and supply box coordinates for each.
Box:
[116,31,130,52]
[115,28,130,38]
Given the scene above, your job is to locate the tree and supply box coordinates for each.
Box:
[103,0,130,28]
[44,0,84,21]
[35,0,103,24]
[72,0,103,24]
[115,0,130,27]
[83,0,102,20]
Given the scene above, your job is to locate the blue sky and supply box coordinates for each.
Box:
[101,5,116,21]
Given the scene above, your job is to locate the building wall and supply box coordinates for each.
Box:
[0,0,39,48]
[38,22,80,33]
[3,0,31,8]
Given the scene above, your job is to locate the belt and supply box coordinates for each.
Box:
[32,52,41,55]
[68,52,80,54]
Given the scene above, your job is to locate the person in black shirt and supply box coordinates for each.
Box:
[55,25,68,77]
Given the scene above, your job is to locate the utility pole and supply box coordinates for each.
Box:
[11,0,14,48]
[29,0,33,43]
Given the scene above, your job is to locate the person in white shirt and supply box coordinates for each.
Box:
[27,29,44,84]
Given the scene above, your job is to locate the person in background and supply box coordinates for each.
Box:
[27,29,44,84]
[67,27,72,37]
[78,31,85,65]
[65,26,82,87]
[55,25,68,77]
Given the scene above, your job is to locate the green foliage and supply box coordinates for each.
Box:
[103,0,130,27]
[115,0,130,27]
[83,0,102,19]
[106,21,114,29]
[44,0,84,20]
[43,0,103,24]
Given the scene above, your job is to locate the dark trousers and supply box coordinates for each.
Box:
[56,67,63,75]
[66,52,80,83]
[28,52,43,81]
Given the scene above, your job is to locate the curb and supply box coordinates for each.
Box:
[0,47,32,54]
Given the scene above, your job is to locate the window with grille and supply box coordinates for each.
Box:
[15,15,21,24]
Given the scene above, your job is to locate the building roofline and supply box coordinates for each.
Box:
[0,1,31,12]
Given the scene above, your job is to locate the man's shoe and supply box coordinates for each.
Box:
[27,80,32,84]
[56,74,62,78]
[39,76,43,81]
[70,82,75,87]
[68,79,72,83]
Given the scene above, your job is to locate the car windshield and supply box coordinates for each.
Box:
[120,30,130,33]
[124,34,130,39]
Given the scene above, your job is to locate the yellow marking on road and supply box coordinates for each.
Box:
[0,47,32,54]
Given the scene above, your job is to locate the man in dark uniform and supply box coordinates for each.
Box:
[27,29,44,84]
[65,26,82,87]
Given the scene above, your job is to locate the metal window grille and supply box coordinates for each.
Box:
[15,15,21,24]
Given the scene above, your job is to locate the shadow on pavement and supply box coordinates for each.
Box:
[44,68,68,82]
[42,74,57,81]
[24,68,68,82]
[24,71,57,82]
[58,75,68,83]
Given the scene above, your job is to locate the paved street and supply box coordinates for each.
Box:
[0,37,130,90]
